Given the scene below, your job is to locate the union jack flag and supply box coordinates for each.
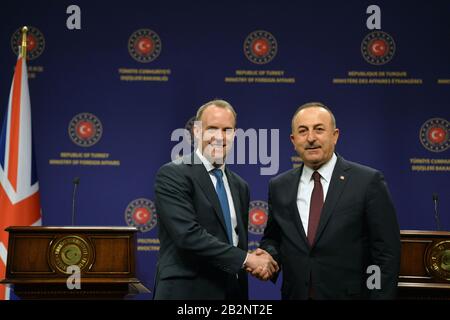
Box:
[0,47,42,299]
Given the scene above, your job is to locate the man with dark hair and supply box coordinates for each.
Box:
[257,102,401,299]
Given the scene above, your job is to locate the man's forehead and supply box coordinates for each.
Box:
[203,106,233,118]
[295,108,331,124]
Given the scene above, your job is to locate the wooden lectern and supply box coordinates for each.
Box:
[0,226,149,299]
[399,230,450,299]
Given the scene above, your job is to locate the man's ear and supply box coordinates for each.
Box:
[227,128,237,138]
[333,128,340,144]
[290,133,295,147]
[193,120,202,140]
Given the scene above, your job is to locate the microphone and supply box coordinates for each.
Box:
[72,177,80,226]
[432,193,441,231]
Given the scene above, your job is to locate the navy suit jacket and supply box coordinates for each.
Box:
[153,154,249,300]
[260,155,401,299]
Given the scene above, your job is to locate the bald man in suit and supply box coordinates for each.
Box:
[154,100,278,300]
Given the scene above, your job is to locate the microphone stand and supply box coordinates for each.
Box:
[433,193,441,231]
[72,177,80,226]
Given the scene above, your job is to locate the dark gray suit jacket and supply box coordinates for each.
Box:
[260,155,401,299]
[153,154,250,300]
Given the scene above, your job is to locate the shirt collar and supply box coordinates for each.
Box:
[195,149,225,174]
[301,153,337,183]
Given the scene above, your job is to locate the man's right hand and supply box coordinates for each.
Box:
[244,248,279,281]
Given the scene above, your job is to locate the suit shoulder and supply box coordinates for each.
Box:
[345,159,378,173]
[227,169,249,189]
[269,167,300,187]
[156,157,191,177]
[343,159,382,179]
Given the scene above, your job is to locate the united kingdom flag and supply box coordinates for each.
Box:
[0,39,42,299]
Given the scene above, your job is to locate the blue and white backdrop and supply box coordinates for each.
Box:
[0,0,449,299]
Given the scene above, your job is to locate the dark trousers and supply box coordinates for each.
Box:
[225,274,246,300]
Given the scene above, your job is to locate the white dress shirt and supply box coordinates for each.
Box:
[297,153,337,235]
[195,149,239,246]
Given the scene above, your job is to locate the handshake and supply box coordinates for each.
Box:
[244,248,279,281]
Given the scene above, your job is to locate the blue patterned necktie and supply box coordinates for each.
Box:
[211,168,233,244]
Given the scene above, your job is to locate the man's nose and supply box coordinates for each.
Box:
[212,130,224,142]
[307,131,316,143]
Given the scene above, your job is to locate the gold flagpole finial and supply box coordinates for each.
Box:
[21,26,28,58]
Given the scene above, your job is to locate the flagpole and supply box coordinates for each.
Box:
[0,24,41,301]
[21,26,28,58]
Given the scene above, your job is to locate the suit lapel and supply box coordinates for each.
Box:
[188,155,229,236]
[225,168,246,249]
[313,156,351,246]
[286,166,309,247]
